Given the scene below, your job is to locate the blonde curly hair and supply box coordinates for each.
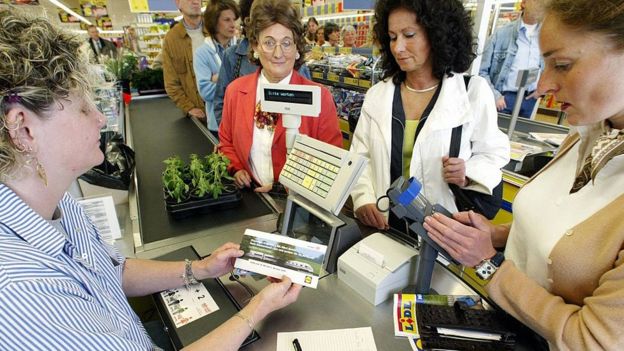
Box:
[0,10,92,181]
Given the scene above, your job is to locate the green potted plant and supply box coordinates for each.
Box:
[162,155,190,203]
[204,152,235,199]
[103,50,139,93]
[162,153,240,217]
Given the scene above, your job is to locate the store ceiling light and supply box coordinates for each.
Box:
[48,0,92,25]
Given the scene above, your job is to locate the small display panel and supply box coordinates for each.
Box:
[264,88,313,105]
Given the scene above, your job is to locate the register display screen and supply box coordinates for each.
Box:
[284,203,332,247]
[264,88,313,105]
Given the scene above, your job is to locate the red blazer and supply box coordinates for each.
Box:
[218,70,342,184]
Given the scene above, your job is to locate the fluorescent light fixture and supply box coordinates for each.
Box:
[303,12,374,22]
[48,0,92,25]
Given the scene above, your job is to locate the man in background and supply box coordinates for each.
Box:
[162,0,207,121]
[87,25,117,63]
[479,0,545,118]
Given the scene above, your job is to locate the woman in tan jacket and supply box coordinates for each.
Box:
[424,0,624,349]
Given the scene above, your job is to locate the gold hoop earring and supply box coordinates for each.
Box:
[36,160,48,186]
[15,141,32,154]
[2,117,22,132]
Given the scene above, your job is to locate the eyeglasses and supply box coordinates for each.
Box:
[260,38,296,53]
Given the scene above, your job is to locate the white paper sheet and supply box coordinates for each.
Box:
[276,327,377,351]
[78,195,121,243]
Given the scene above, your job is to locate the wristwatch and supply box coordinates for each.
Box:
[475,251,505,280]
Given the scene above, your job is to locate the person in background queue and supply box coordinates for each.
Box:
[0,10,301,351]
[87,24,117,63]
[305,17,319,46]
[349,0,509,230]
[316,25,325,46]
[341,25,357,48]
[163,0,208,121]
[479,0,546,118]
[322,22,340,47]
[194,0,239,135]
[218,0,342,192]
[424,0,624,348]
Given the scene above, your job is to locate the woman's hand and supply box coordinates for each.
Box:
[245,276,302,322]
[355,203,388,230]
[195,243,244,279]
[442,156,468,187]
[423,211,497,267]
[253,183,273,193]
[234,170,252,189]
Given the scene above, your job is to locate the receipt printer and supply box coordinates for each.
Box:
[337,233,418,305]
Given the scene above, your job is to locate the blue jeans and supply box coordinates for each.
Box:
[501,91,538,118]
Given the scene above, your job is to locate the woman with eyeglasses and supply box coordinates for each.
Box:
[218,0,342,192]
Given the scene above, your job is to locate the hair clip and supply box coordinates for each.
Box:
[5,92,21,104]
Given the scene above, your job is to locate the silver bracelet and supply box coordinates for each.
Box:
[181,259,199,289]
[234,312,254,332]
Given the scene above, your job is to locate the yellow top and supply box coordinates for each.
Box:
[402,119,420,178]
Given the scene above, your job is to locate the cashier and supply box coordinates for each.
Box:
[0,10,301,350]
[424,0,624,348]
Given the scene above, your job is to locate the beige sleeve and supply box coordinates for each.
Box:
[486,257,624,350]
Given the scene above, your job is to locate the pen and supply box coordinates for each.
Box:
[292,338,303,351]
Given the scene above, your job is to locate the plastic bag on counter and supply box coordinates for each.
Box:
[79,131,135,190]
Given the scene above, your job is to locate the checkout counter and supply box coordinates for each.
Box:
[123,96,545,350]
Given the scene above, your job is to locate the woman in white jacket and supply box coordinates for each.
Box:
[350,0,510,230]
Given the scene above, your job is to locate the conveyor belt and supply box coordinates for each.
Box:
[129,97,273,244]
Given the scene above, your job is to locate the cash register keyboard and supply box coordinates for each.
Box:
[279,134,367,215]
[281,148,337,199]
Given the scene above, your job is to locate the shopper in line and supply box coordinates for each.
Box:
[316,25,325,46]
[194,0,239,135]
[350,0,509,230]
[162,0,207,121]
[212,0,310,128]
[218,0,342,192]
[0,10,301,350]
[322,22,341,47]
[304,17,319,46]
[479,0,545,118]
[341,24,357,48]
[424,0,624,348]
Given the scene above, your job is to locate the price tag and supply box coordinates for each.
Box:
[327,73,340,82]
[312,72,324,80]
[323,47,336,54]
[359,80,372,88]
[343,77,359,86]
[339,47,352,55]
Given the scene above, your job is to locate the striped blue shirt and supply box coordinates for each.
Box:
[0,184,154,350]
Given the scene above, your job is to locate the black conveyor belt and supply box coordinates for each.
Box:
[129,97,273,244]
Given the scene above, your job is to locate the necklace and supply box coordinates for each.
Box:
[404,81,439,93]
